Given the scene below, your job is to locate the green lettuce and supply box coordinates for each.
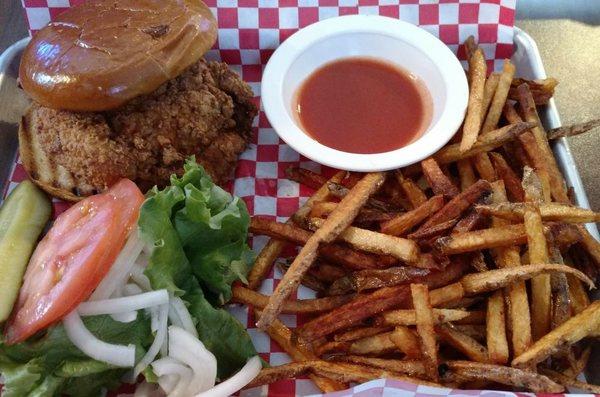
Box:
[0,314,151,396]
[139,158,257,379]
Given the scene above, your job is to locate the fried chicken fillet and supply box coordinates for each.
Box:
[20,59,257,199]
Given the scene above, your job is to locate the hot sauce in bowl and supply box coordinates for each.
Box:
[294,57,432,154]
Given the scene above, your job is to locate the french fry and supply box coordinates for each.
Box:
[422,158,459,198]
[509,77,558,105]
[408,218,459,240]
[452,209,486,234]
[463,35,478,62]
[250,218,393,270]
[381,195,445,236]
[411,284,439,381]
[489,152,525,202]
[576,224,600,266]
[550,271,570,330]
[296,260,470,342]
[475,202,600,223]
[472,152,497,182]
[310,201,393,224]
[469,251,488,272]
[308,217,419,263]
[379,308,470,326]
[486,291,509,364]
[395,170,428,209]
[452,325,487,342]
[246,362,313,388]
[482,59,516,133]
[333,326,392,342]
[512,300,600,368]
[327,182,397,213]
[433,123,535,165]
[286,167,328,190]
[459,263,594,295]
[429,282,465,308]
[419,180,492,231]
[481,72,500,122]
[335,356,426,377]
[435,224,527,254]
[232,285,353,313]
[442,361,564,393]
[257,172,386,329]
[522,167,552,341]
[309,261,347,283]
[328,266,430,295]
[457,159,477,191]
[563,345,591,378]
[389,326,423,359]
[547,118,600,140]
[437,324,489,363]
[348,331,396,355]
[489,182,532,357]
[518,84,569,203]
[566,271,590,315]
[460,48,486,152]
[540,368,600,394]
[261,314,347,392]
[293,171,345,226]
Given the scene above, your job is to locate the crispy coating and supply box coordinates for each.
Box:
[30,59,257,192]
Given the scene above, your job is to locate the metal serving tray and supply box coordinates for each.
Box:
[1,29,599,388]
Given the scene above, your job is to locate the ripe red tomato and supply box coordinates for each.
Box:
[5,179,144,344]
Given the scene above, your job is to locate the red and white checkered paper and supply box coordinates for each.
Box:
[10,1,580,396]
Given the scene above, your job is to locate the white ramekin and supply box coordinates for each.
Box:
[261,15,469,171]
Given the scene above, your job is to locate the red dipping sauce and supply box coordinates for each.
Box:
[294,57,432,154]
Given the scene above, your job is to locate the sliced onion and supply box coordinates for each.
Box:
[158,374,178,394]
[169,297,198,338]
[168,326,217,394]
[91,231,144,300]
[194,356,261,397]
[132,381,162,397]
[63,310,135,367]
[111,311,138,323]
[152,357,193,397]
[78,290,169,316]
[133,303,169,379]
[130,263,153,291]
[123,283,144,296]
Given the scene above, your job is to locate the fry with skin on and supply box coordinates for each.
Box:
[482,59,516,133]
[421,158,459,198]
[508,77,558,105]
[411,284,439,381]
[293,171,345,226]
[333,326,392,342]
[246,362,312,388]
[489,181,532,357]
[576,224,600,267]
[441,361,564,393]
[452,208,486,234]
[457,159,477,191]
[486,290,509,364]
[232,285,353,313]
[308,217,419,263]
[472,152,497,182]
[408,218,459,241]
[396,170,428,209]
[489,152,525,202]
[286,167,328,190]
[389,326,422,358]
[379,308,470,326]
[460,48,487,152]
[437,324,489,363]
[260,313,347,392]
[435,223,527,254]
[518,84,569,203]
[257,172,386,329]
[335,356,426,377]
[547,118,600,140]
[295,260,469,342]
[310,201,394,224]
[512,300,600,368]
[419,180,492,231]
[381,195,445,236]
[452,325,486,342]
[475,202,600,223]
[566,270,590,315]
[328,266,430,295]
[348,331,396,355]
[522,166,552,341]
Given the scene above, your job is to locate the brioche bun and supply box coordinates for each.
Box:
[19,0,217,112]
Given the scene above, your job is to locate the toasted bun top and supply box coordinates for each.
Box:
[19,0,217,112]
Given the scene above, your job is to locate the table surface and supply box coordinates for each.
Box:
[1,4,599,211]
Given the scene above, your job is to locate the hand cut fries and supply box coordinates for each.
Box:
[239,36,600,394]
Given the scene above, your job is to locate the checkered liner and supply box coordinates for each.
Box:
[10,1,582,396]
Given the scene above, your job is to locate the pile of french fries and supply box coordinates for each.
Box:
[235,37,600,394]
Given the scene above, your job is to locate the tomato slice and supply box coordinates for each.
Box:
[5,179,144,344]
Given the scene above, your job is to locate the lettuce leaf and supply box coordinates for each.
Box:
[139,158,257,378]
[0,314,151,396]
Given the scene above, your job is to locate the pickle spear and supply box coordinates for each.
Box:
[0,180,51,322]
